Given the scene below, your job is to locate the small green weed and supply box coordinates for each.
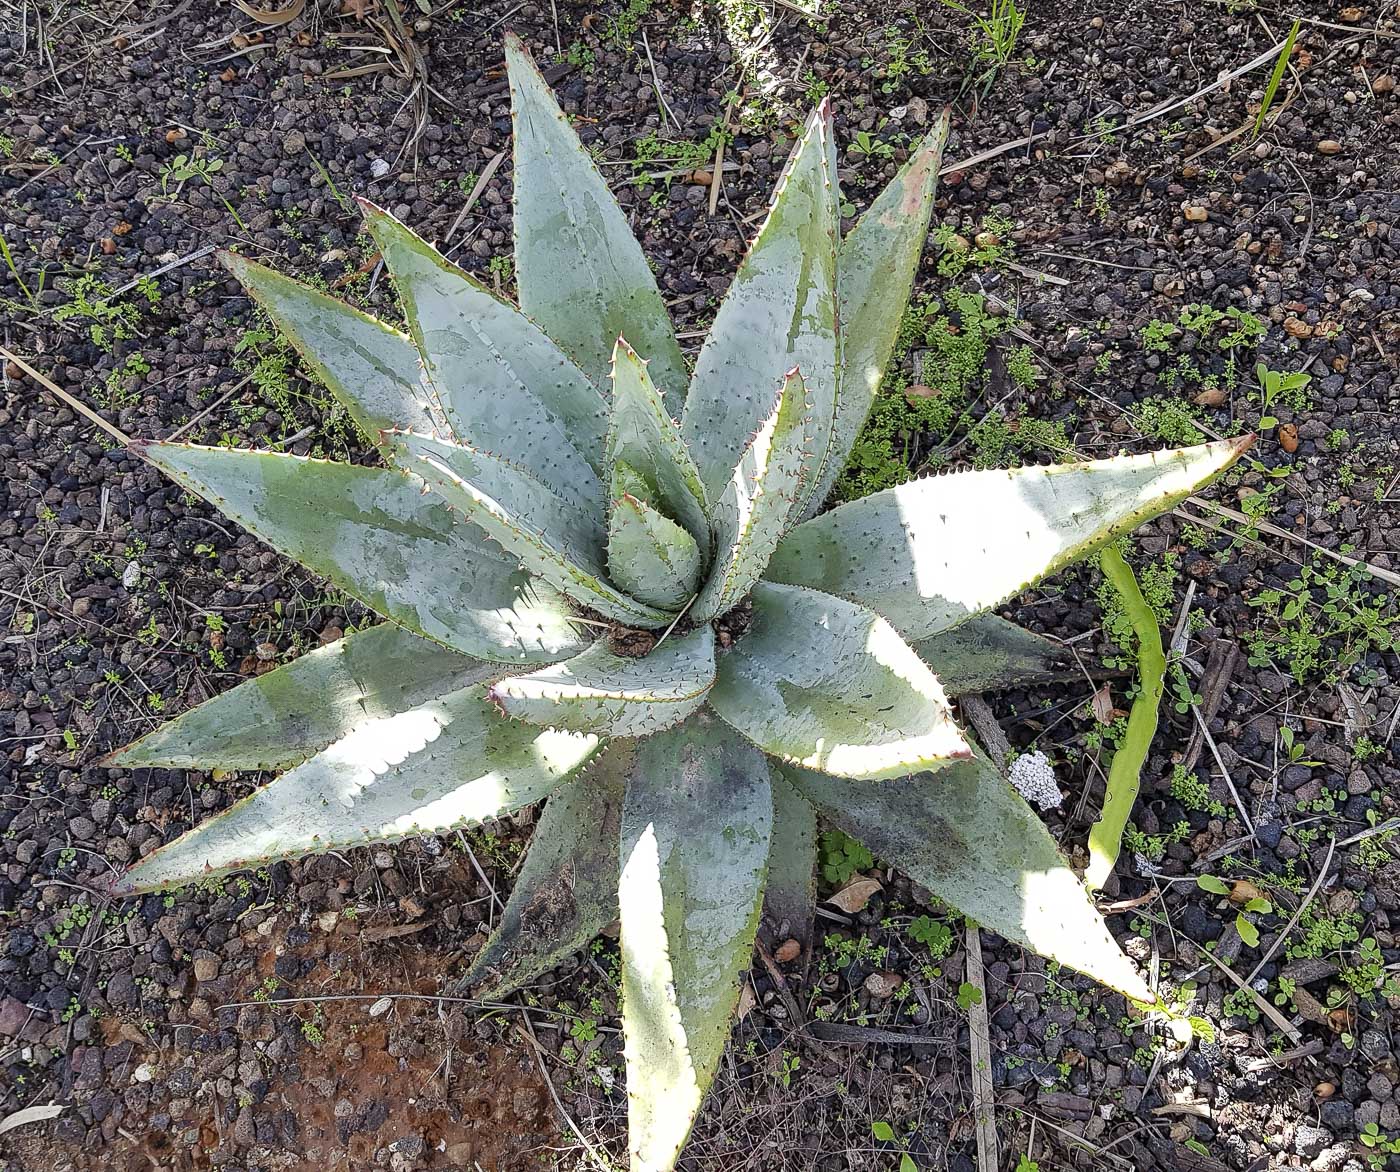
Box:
[1245,560,1396,686]
[836,289,1065,500]
[872,1121,919,1172]
[53,273,143,351]
[907,915,954,956]
[1254,362,1312,428]
[819,829,873,885]
[941,0,1024,74]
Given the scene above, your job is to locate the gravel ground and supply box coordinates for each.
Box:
[2,1,1398,1169]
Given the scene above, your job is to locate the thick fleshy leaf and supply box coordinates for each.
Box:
[915,613,1075,696]
[787,748,1154,1003]
[763,770,818,966]
[359,200,609,491]
[708,582,970,780]
[681,104,839,506]
[618,712,772,1172]
[389,431,671,629]
[765,439,1254,643]
[608,493,702,611]
[692,369,811,624]
[106,623,501,771]
[491,627,714,738]
[132,443,588,665]
[107,685,599,895]
[608,339,710,558]
[506,34,689,415]
[456,753,624,1000]
[798,115,949,520]
[218,251,443,445]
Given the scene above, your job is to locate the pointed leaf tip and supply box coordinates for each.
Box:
[681,103,838,510]
[789,752,1154,1004]
[770,439,1250,643]
[508,43,688,414]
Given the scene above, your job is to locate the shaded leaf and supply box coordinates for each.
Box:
[766,439,1254,642]
[457,752,624,999]
[219,251,443,446]
[607,492,703,611]
[107,622,501,771]
[799,114,949,520]
[132,442,588,664]
[506,34,689,414]
[619,711,772,1172]
[762,770,817,962]
[607,338,710,558]
[692,369,810,624]
[914,612,1075,695]
[389,430,671,629]
[491,627,715,737]
[708,582,969,780]
[108,685,599,895]
[681,104,838,506]
[787,747,1154,1002]
[360,199,609,493]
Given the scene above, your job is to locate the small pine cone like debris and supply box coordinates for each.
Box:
[1008,750,1062,811]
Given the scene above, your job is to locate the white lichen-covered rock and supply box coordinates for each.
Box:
[1009,750,1062,811]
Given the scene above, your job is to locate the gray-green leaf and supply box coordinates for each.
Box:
[491,627,714,738]
[389,431,672,629]
[763,769,818,965]
[133,442,588,665]
[692,368,810,624]
[506,34,689,415]
[915,613,1075,696]
[106,622,501,771]
[457,754,624,1000]
[359,199,609,491]
[708,582,970,780]
[619,711,772,1172]
[608,492,703,612]
[766,439,1253,642]
[799,115,949,520]
[787,747,1154,1003]
[681,104,839,506]
[218,251,443,446]
[108,685,599,895]
[608,338,711,558]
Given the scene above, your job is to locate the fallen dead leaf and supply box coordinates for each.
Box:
[1228,879,1264,904]
[774,938,801,964]
[1278,422,1300,453]
[1091,682,1114,725]
[827,875,881,914]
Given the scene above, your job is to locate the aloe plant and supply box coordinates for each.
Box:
[102,36,1252,1172]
